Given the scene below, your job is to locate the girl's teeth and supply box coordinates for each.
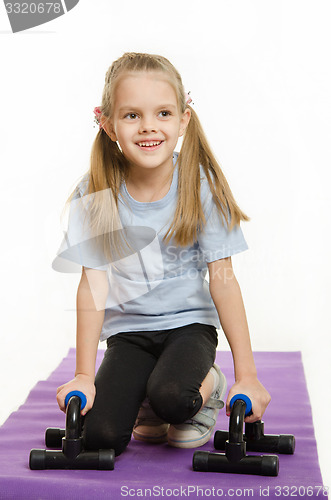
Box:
[138,141,161,147]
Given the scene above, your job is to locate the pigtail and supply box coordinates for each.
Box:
[165,106,249,247]
[62,124,135,266]
[82,129,129,263]
[89,128,127,198]
[164,106,204,246]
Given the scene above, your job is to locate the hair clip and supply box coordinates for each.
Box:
[93,106,102,128]
[185,91,193,105]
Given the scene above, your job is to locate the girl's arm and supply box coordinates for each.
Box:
[208,257,271,422]
[56,267,108,415]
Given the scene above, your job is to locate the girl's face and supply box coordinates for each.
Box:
[104,71,191,174]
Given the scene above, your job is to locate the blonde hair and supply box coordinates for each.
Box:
[71,52,249,261]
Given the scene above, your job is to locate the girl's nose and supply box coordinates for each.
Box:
[139,116,158,134]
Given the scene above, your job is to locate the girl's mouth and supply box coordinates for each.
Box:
[136,140,163,151]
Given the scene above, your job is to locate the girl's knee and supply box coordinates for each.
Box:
[83,422,131,457]
[148,381,202,424]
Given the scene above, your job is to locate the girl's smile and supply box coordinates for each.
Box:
[136,140,164,151]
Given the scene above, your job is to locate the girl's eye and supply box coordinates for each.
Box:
[159,110,171,118]
[125,113,138,120]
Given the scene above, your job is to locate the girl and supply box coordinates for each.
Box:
[56,52,271,456]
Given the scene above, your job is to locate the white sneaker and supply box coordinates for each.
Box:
[133,398,170,443]
[167,364,227,448]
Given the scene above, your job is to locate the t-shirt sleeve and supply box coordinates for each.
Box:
[197,179,248,263]
[52,183,109,273]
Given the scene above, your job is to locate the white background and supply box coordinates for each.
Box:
[0,0,330,489]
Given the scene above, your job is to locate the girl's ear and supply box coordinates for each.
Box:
[179,108,191,137]
[101,116,117,142]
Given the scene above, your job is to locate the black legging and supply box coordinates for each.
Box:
[83,323,218,456]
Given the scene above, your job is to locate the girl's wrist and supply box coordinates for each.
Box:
[75,372,95,382]
[234,367,258,382]
[232,348,257,381]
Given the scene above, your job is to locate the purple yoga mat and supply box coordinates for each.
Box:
[0,350,326,499]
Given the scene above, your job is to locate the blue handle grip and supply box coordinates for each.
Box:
[229,394,253,417]
[64,391,87,411]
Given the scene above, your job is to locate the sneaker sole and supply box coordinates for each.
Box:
[167,425,215,448]
[132,426,169,444]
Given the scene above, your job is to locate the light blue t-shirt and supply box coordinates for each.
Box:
[54,152,248,341]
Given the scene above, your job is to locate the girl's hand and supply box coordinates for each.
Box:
[226,377,271,423]
[56,374,96,416]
